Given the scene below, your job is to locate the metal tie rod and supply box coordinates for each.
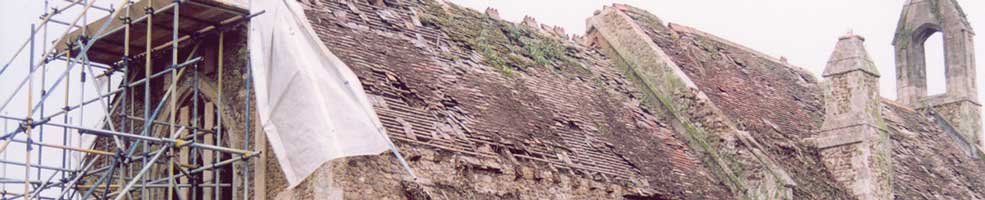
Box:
[75,183,234,189]
[5,137,115,156]
[0,159,76,173]
[48,18,84,29]
[0,192,60,200]
[41,122,252,155]
[50,55,114,70]
[0,178,55,185]
[61,0,114,13]
[128,57,202,86]
[133,152,262,188]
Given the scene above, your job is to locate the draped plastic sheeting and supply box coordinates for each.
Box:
[248,0,392,186]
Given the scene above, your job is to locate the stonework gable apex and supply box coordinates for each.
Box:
[893,0,973,46]
[823,34,881,78]
[894,0,979,105]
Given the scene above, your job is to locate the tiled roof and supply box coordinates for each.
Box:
[301,0,730,198]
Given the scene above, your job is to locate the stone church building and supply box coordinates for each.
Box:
[68,0,985,199]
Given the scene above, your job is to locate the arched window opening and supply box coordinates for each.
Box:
[924,32,947,95]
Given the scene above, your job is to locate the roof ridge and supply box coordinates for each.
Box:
[667,23,818,79]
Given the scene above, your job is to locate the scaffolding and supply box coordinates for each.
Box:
[0,0,261,199]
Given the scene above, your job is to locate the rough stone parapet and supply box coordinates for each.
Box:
[667,23,815,78]
[484,7,500,19]
[534,24,566,39]
[926,100,984,149]
[522,15,540,30]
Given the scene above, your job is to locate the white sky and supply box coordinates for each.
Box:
[449,0,985,99]
[0,0,983,197]
[0,0,118,196]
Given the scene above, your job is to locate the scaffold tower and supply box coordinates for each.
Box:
[0,0,262,199]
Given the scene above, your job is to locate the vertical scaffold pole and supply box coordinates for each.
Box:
[243,54,252,200]
[193,61,200,200]
[169,1,181,199]
[143,4,154,199]
[38,6,49,183]
[25,23,36,200]
[40,4,53,193]
[61,40,73,200]
[215,31,225,200]
[2,111,6,196]
[121,1,134,199]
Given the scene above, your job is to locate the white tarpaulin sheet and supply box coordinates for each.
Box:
[248,0,393,186]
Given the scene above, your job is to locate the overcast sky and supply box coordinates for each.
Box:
[0,0,983,195]
[450,0,985,100]
[0,0,115,195]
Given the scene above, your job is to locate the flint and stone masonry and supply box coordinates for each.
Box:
[814,34,893,200]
